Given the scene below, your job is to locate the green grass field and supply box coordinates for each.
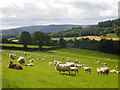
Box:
[52,37,75,41]
[2,47,119,88]
[101,33,119,38]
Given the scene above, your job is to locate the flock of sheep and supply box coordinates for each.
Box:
[8,53,120,75]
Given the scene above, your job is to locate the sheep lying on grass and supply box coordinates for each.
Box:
[9,54,16,59]
[110,70,117,73]
[97,67,109,75]
[18,57,25,65]
[83,67,92,73]
[8,61,23,70]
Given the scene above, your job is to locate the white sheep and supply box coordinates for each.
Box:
[83,67,92,73]
[97,67,109,75]
[49,62,52,66]
[70,67,79,75]
[18,57,25,65]
[9,54,16,59]
[29,59,35,62]
[27,63,34,66]
[96,61,100,63]
[75,64,82,68]
[116,66,118,68]
[103,63,107,66]
[110,70,117,73]
[55,63,70,74]
[65,62,75,67]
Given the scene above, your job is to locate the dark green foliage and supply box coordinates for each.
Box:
[18,31,32,49]
[32,31,51,49]
[59,37,67,48]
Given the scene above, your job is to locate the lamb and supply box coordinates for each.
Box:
[83,67,92,73]
[110,70,117,73]
[97,67,109,75]
[70,67,79,75]
[18,57,25,65]
[49,62,52,66]
[9,54,16,59]
[29,59,35,62]
[8,61,23,70]
[55,63,70,74]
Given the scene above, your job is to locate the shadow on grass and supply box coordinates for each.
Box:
[60,73,77,76]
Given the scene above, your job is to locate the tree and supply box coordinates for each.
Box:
[32,31,51,50]
[18,31,32,49]
[59,37,67,48]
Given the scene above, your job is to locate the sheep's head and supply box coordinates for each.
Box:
[8,61,13,68]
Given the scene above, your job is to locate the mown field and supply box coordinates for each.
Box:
[2,47,119,88]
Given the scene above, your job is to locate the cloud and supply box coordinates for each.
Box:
[0,0,119,29]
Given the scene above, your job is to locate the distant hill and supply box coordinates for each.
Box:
[2,25,91,38]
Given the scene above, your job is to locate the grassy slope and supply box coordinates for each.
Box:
[2,48,119,88]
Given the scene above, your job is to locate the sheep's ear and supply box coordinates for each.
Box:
[10,61,13,63]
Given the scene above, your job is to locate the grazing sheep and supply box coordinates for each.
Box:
[110,70,117,73]
[49,62,52,66]
[27,63,34,66]
[8,61,23,70]
[103,63,107,66]
[96,61,100,63]
[97,67,109,75]
[29,59,35,62]
[67,60,70,62]
[75,64,82,68]
[83,67,92,73]
[70,67,79,75]
[18,57,25,65]
[74,60,81,63]
[9,54,16,59]
[55,64,70,74]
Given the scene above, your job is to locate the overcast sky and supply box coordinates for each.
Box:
[0,0,119,29]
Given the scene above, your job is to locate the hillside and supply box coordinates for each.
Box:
[2,25,90,38]
[48,19,120,37]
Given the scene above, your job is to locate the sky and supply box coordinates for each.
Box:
[0,0,119,29]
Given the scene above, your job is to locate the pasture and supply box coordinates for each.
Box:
[2,48,119,88]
